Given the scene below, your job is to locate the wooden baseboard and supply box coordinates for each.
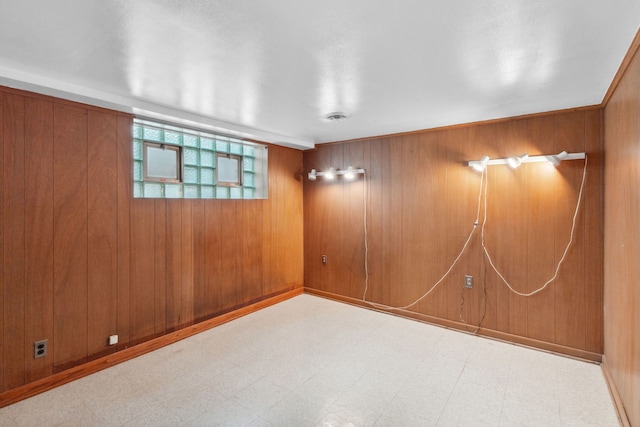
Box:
[0,287,303,408]
[601,356,631,427]
[304,287,602,363]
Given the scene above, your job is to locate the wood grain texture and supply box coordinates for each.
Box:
[87,110,118,360]
[0,92,4,392]
[603,30,640,427]
[165,200,183,330]
[3,93,25,389]
[24,98,54,382]
[0,85,304,397]
[115,115,131,351]
[304,108,603,358]
[53,103,89,372]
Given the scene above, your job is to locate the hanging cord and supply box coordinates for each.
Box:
[481,155,588,297]
[460,172,489,332]
[362,167,486,310]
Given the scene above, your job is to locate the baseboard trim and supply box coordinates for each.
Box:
[601,356,631,427]
[304,287,602,363]
[0,287,303,408]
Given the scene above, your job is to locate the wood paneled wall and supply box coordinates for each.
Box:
[603,31,640,426]
[304,108,604,358]
[0,86,304,393]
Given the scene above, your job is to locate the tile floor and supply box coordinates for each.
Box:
[0,294,619,426]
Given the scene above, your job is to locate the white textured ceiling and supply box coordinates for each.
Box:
[0,1,638,149]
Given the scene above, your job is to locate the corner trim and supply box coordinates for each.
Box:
[601,356,632,427]
[0,287,303,408]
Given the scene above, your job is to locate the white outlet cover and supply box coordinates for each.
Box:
[109,335,118,345]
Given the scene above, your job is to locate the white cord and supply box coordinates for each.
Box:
[363,171,369,300]
[362,167,486,310]
[361,154,588,308]
[482,155,588,296]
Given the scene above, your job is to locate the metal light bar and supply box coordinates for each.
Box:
[308,166,366,181]
[468,151,586,171]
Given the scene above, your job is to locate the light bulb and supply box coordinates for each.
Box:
[324,167,335,180]
[344,166,355,180]
[470,156,489,172]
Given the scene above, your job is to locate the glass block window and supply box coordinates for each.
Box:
[133,119,268,199]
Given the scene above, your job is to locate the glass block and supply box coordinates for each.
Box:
[164,184,182,198]
[216,140,229,152]
[200,137,214,150]
[230,143,243,155]
[243,157,254,172]
[243,188,254,199]
[243,172,254,187]
[184,166,198,184]
[230,187,242,199]
[184,148,199,166]
[216,186,229,199]
[133,161,143,181]
[201,186,215,198]
[133,140,143,160]
[164,131,182,145]
[143,127,163,142]
[183,134,199,147]
[184,185,199,198]
[200,150,214,167]
[201,168,215,184]
[133,124,142,139]
[243,145,255,156]
[133,182,142,198]
[143,182,163,198]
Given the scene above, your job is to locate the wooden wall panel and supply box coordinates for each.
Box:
[180,201,195,327]
[165,201,183,330]
[554,112,586,350]
[241,201,263,303]
[523,117,556,344]
[115,115,131,351]
[154,200,167,336]
[304,108,603,358]
[219,201,238,310]
[193,200,208,322]
[129,200,156,344]
[584,109,603,354]
[603,32,640,427]
[3,93,25,389]
[53,104,88,372]
[0,92,4,392]
[24,98,54,382]
[87,110,118,360]
[204,201,222,317]
[0,85,304,398]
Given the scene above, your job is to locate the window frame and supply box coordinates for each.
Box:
[143,141,183,184]
[216,152,244,187]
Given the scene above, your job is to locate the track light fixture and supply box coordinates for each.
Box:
[307,166,365,181]
[507,154,529,169]
[468,151,585,171]
[469,156,490,172]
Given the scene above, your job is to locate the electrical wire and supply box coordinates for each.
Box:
[362,167,487,310]
[361,153,588,311]
[481,155,588,297]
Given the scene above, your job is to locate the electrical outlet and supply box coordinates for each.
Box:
[34,339,48,359]
[322,255,328,265]
[464,275,473,289]
[109,335,118,346]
